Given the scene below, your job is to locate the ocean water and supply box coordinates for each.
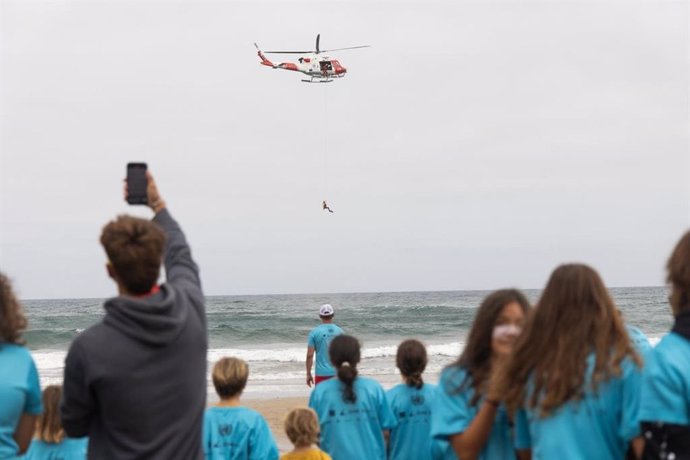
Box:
[22,287,673,398]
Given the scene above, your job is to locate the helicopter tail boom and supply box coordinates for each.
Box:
[254,43,275,67]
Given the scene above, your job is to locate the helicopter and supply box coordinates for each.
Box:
[254,34,370,83]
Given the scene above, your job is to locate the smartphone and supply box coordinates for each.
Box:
[126,163,148,205]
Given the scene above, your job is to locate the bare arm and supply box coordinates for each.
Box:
[306,347,315,387]
[516,449,532,460]
[14,413,37,454]
[449,401,499,460]
[631,437,643,459]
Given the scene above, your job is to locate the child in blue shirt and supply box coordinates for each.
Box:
[203,357,279,460]
[309,335,396,460]
[430,289,531,460]
[24,385,88,459]
[502,264,644,459]
[387,339,436,460]
[639,231,690,457]
[0,272,43,458]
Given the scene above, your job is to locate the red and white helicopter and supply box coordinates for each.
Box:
[254,34,370,83]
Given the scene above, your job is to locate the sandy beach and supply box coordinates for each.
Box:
[243,397,309,452]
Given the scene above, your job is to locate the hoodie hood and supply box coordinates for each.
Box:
[103,283,188,346]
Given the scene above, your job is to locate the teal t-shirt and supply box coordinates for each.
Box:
[626,325,652,355]
[430,366,515,460]
[639,332,690,425]
[0,344,42,459]
[308,376,396,460]
[387,382,436,460]
[24,437,88,459]
[202,406,278,460]
[307,324,344,377]
[514,354,642,459]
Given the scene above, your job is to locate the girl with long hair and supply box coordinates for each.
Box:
[639,231,690,457]
[0,272,42,458]
[24,385,88,459]
[387,339,437,460]
[308,335,396,460]
[430,289,530,459]
[503,264,643,459]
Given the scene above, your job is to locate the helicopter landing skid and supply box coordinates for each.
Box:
[301,78,333,83]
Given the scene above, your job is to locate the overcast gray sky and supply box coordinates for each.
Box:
[1,0,688,299]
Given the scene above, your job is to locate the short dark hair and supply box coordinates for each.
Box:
[319,314,334,320]
[100,215,166,295]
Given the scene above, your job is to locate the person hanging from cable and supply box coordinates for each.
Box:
[322,201,334,213]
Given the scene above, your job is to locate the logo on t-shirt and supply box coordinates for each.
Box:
[411,394,425,406]
[218,424,233,436]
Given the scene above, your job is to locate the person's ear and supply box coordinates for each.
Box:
[106,262,117,282]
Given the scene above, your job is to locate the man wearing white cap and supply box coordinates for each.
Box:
[306,304,344,387]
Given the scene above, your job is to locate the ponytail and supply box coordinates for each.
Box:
[337,362,359,403]
[329,335,361,404]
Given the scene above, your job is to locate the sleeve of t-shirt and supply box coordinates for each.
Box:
[307,329,316,348]
[249,415,279,460]
[24,354,43,415]
[430,369,473,440]
[514,408,532,450]
[640,347,690,426]
[378,385,397,430]
[619,358,644,441]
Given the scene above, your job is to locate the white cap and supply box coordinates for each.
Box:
[319,304,334,316]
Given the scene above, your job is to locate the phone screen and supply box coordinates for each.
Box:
[126,163,148,205]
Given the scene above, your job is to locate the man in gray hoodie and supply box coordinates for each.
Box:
[61,172,207,459]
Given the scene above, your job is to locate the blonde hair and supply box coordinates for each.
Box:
[212,357,249,399]
[36,385,65,443]
[284,407,320,447]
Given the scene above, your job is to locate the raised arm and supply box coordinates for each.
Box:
[127,171,201,290]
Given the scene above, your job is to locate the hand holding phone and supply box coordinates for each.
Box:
[125,163,166,213]
[126,163,148,205]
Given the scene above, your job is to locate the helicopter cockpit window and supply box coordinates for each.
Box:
[320,61,333,71]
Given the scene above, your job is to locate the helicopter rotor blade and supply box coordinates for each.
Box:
[316,34,321,54]
[262,50,314,54]
[320,45,371,52]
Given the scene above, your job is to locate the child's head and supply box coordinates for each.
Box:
[37,385,64,443]
[451,289,530,405]
[503,264,640,417]
[396,339,427,389]
[329,335,361,403]
[212,357,249,400]
[284,407,320,448]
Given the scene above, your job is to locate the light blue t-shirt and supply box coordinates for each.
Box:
[430,366,515,460]
[0,344,42,459]
[202,406,279,460]
[639,332,690,425]
[307,324,344,377]
[24,437,88,460]
[308,376,396,460]
[626,325,652,355]
[514,354,642,460]
[387,382,437,460]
